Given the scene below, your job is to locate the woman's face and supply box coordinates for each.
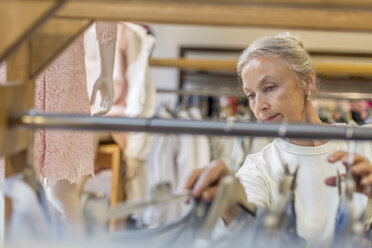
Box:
[241,56,306,123]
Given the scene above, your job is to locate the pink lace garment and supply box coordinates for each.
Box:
[34,22,117,187]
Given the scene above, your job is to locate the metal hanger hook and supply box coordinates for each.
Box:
[224,118,235,132]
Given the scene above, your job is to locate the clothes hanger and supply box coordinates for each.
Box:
[345,140,356,199]
[199,174,257,239]
[333,140,371,247]
[263,164,299,234]
[162,103,178,119]
[108,182,191,221]
[83,181,192,233]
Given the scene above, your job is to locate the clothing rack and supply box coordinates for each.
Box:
[3,0,372,242]
[10,112,372,141]
[2,0,372,181]
[157,88,246,98]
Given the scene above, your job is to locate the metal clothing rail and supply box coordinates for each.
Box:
[157,88,246,98]
[8,111,372,141]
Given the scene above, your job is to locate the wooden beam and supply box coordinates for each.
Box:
[30,17,92,78]
[116,0,372,8]
[3,26,34,162]
[57,0,372,31]
[0,0,65,62]
[180,46,372,59]
[149,58,372,77]
[150,58,237,72]
[315,62,372,77]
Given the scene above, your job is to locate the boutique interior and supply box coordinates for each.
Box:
[2,1,372,247]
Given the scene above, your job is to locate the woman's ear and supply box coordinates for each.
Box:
[304,73,316,94]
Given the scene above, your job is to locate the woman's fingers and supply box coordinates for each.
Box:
[182,168,204,191]
[327,150,348,163]
[324,173,347,187]
[201,186,219,203]
[361,174,372,186]
[327,150,372,197]
[324,176,336,187]
[352,161,372,176]
[192,160,229,198]
[182,160,229,201]
[328,150,364,174]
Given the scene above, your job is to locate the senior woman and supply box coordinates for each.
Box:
[183,33,372,246]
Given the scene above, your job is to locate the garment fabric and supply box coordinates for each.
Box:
[177,108,211,186]
[143,107,211,226]
[211,210,260,248]
[122,23,156,204]
[102,201,207,248]
[143,134,180,226]
[253,198,305,248]
[212,192,304,248]
[209,135,246,172]
[143,108,181,226]
[83,169,112,199]
[4,174,64,243]
[188,107,211,170]
[331,185,371,248]
[209,136,237,168]
[247,137,273,154]
[176,108,210,221]
[34,22,117,187]
[124,22,156,163]
[210,134,271,173]
[236,126,369,247]
[125,157,149,202]
[123,22,156,119]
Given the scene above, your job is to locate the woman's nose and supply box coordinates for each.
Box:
[256,95,269,113]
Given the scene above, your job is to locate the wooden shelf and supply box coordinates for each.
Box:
[150,58,372,77]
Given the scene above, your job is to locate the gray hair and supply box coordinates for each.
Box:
[237,33,315,87]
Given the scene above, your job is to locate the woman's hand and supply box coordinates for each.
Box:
[90,74,114,116]
[326,150,372,197]
[183,160,230,202]
[183,160,244,224]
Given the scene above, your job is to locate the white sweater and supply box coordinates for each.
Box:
[237,137,369,246]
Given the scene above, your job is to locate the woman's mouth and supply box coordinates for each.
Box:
[265,113,280,122]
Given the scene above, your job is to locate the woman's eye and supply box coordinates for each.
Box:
[247,94,255,100]
[265,86,275,91]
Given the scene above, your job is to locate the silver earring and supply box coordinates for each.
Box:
[307,90,310,101]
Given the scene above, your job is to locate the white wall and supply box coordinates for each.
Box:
[149,24,372,106]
